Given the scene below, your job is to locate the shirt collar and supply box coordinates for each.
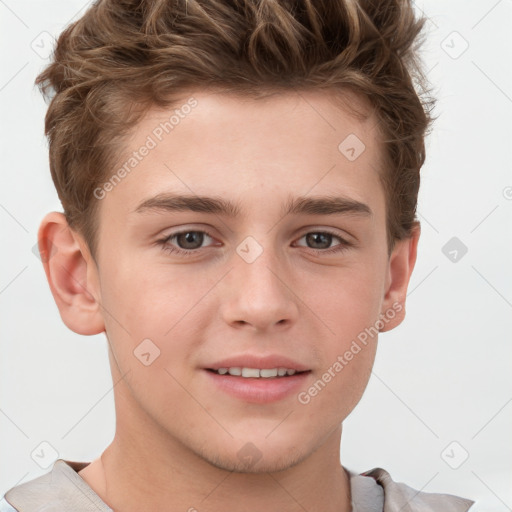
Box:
[5,460,474,512]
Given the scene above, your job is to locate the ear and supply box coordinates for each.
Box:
[379,222,420,332]
[37,212,105,335]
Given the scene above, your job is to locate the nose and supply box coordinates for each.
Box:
[219,241,300,332]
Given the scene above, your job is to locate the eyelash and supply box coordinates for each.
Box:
[156,229,353,257]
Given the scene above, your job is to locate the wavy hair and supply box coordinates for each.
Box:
[36,0,435,258]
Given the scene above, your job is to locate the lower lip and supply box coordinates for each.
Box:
[203,369,311,404]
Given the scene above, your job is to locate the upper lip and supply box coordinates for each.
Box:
[205,354,311,372]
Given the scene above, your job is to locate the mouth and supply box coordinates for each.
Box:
[205,368,311,378]
[203,368,312,403]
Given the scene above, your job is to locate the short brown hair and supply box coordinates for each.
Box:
[36,0,435,259]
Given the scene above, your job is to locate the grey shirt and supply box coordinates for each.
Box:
[1,459,474,512]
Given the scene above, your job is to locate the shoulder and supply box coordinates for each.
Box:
[1,466,55,512]
[1,459,111,512]
[349,466,475,512]
[0,499,17,512]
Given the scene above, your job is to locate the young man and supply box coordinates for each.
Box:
[2,0,474,510]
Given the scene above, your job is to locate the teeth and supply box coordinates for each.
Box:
[242,367,260,378]
[214,367,302,378]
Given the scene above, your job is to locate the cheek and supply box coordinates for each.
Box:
[306,343,376,424]
[100,251,192,329]
[303,265,383,399]
[311,263,385,336]
[293,284,379,427]
[97,262,199,416]
[97,255,211,372]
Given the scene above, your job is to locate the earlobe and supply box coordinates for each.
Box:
[379,223,421,333]
[37,212,105,336]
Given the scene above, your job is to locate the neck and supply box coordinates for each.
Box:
[79,380,352,512]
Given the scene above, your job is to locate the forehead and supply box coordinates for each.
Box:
[100,88,385,221]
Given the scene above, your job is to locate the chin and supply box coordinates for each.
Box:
[195,438,309,474]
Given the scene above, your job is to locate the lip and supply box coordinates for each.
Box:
[204,354,311,372]
[203,368,311,403]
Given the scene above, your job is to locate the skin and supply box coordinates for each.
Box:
[38,89,419,512]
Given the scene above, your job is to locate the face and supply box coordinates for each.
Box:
[68,89,411,472]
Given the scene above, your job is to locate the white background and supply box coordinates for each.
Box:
[1,1,511,510]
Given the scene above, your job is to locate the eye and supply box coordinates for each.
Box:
[156,228,353,258]
[157,229,216,257]
[294,230,352,255]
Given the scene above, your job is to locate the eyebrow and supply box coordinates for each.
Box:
[134,193,372,218]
